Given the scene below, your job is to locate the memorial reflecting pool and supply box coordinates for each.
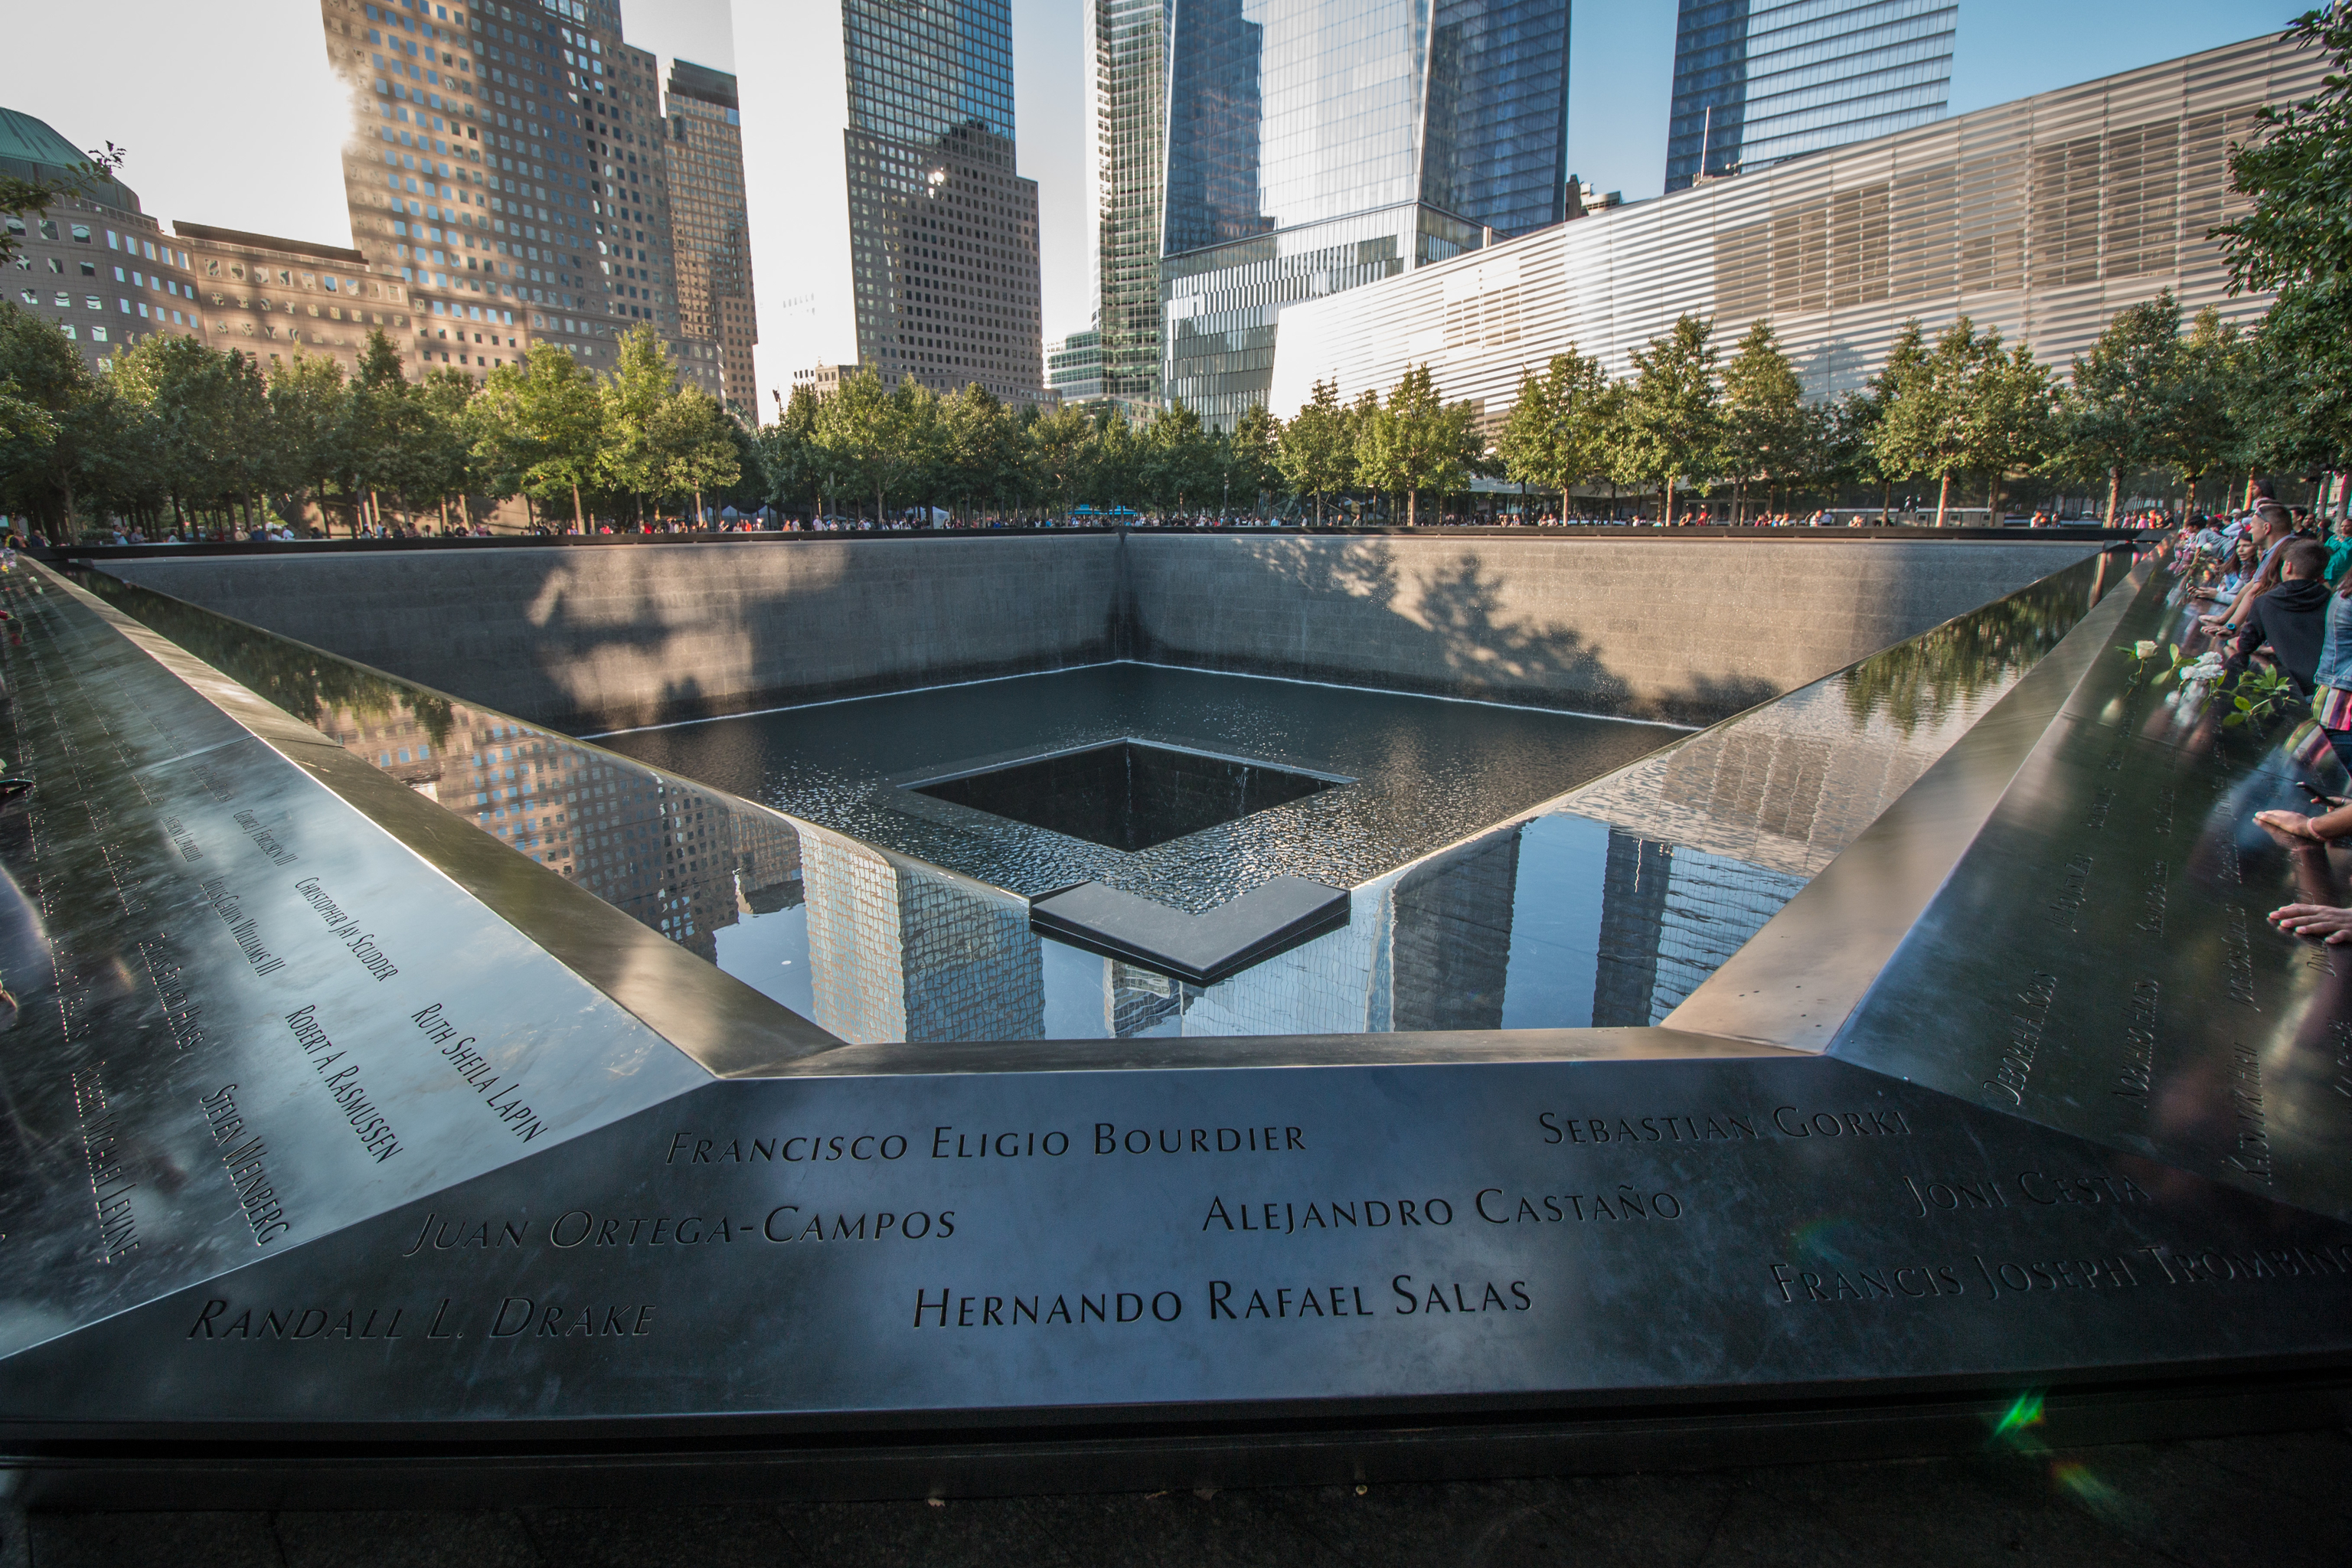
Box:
[77,558,2103,1048]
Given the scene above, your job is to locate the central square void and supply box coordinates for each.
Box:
[913,740,1341,853]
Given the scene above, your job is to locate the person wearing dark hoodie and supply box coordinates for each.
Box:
[2230,537,2332,694]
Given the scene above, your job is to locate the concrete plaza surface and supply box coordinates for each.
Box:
[7,1429,2347,1567]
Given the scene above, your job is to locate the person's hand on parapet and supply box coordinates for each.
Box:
[2256,808,2324,840]
[2269,903,2352,942]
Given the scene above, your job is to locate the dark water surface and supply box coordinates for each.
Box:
[595,665,1684,910]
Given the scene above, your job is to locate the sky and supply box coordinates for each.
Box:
[0,0,2288,403]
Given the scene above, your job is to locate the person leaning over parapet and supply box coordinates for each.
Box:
[2253,537,2352,948]
[2203,502,2297,635]
[2229,539,2331,695]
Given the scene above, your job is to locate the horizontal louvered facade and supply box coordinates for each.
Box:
[1272,33,2313,419]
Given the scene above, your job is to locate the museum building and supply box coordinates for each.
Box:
[1269,32,2316,420]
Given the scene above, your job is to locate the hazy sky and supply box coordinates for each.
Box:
[0,0,2285,397]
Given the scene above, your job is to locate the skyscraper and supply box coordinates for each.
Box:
[315,0,719,400]
[1089,0,1572,426]
[1665,0,1958,192]
[663,60,758,414]
[750,0,1044,405]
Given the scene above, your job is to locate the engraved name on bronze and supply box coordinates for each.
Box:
[666,1132,915,1163]
[292,877,399,982]
[915,1289,1179,1328]
[201,1083,291,1244]
[408,1002,546,1143]
[1092,1124,1302,1155]
[1201,1196,1452,1234]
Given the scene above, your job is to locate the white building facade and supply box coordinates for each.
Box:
[1271,34,2311,425]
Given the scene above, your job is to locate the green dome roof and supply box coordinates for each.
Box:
[0,106,140,213]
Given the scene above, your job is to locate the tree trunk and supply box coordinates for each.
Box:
[1663,479,1675,527]
[1935,472,1950,529]
[1406,488,1417,528]
[2105,466,2121,526]
[1880,480,1892,524]
[573,483,585,533]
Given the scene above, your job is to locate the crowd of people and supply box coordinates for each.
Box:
[2161,492,2352,946]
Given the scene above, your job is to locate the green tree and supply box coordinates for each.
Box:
[0,300,113,536]
[1720,322,1813,520]
[1139,400,1214,514]
[2240,278,2352,487]
[2216,8,2352,302]
[2174,307,2249,507]
[1356,363,1481,526]
[1274,378,1356,525]
[1851,321,1928,519]
[1966,336,2058,520]
[813,369,931,523]
[475,343,600,530]
[1880,317,2048,525]
[1223,403,1280,518]
[265,353,348,535]
[598,324,675,524]
[647,384,741,524]
[1496,347,1612,518]
[341,330,417,534]
[1027,402,1096,518]
[410,366,483,531]
[2050,292,2191,523]
[1609,315,1723,524]
[757,384,825,517]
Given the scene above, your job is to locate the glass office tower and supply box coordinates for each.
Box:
[1093,0,1571,426]
[840,0,1044,402]
[315,0,720,400]
[1666,0,1958,192]
[664,60,758,415]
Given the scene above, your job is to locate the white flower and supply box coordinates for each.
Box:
[2135,640,2158,658]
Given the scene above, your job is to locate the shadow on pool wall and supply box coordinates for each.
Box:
[89,532,2106,733]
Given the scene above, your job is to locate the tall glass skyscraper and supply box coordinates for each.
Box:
[750,0,1044,405]
[1091,0,1571,426]
[1666,0,1958,192]
[838,0,1044,400]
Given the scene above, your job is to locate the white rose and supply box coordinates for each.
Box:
[2135,640,2158,658]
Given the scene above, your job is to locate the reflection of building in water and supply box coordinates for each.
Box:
[319,701,799,966]
[1586,828,1805,1025]
[733,808,803,911]
[1645,844,1806,1021]
[1390,831,1520,1031]
[1592,830,1673,1027]
[1155,885,1385,1037]
[800,825,1042,1044]
[1112,962,1188,1035]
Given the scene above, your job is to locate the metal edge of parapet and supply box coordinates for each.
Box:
[33,561,848,1076]
[1663,549,2148,1051]
[757,1024,1805,1076]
